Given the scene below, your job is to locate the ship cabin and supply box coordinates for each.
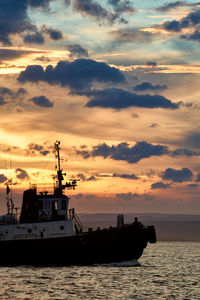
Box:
[20,187,70,224]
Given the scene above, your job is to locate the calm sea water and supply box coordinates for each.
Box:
[0,242,199,299]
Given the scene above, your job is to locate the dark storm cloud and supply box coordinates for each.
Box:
[113,173,138,180]
[18,59,125,90]
[66,44,89,58]
[77,141,169,163]
[107,0,135,13]
[72,0,129,24]
[15,168,29,180]
[27,143,50,156]
[161,9,200,33]
[76,141,200,164]
[162,168,193,182]
[134,82,168,92]
[0,0,53,45]
[24,31,45,44]
[151,182,171,189]
[41,25,63,40]
[0,0,31,45]
[29,95,54,107]
[0,174,7,183]
[83,88,178,110]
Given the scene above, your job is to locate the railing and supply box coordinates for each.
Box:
[68,208,83,233]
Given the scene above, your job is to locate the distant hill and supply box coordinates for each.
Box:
[78,213,200,242]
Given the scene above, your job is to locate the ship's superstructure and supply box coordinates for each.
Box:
[0,141,82,241]
[0,141,156,266]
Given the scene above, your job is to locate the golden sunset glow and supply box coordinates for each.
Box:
[0,0,200,215]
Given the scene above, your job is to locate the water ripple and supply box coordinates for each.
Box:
[0,242,199,299]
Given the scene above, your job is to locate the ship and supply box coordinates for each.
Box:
[0,141,156,266]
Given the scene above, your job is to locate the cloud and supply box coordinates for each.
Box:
[83,88,179,109]
[116,192,154,201]
[34,56,51,63]
[149,123,159,128]
[0,0,52,45]
[156,1,187,12]
[187,183,198,188]
[72,0,129,24]
[181,29,200,41]
[109,28,154,45]
[76,173,97,181]
[77,141,169,163]
[170,148,200,157]
[64,0,71,7]
[15,168,29,180]
[151,182,171,189]
[24,31,45,44]
[76,141,200,164]
[156,1,200,12]
[27,143,50,156]
[113,173,138,180]
[146,61,158,66]
[27,0,52,10]
[134,82,168,92]
[0,87,27,101]
[41,25,63,40]
[66,44,89,58]
[0,174,7,183]
[0,96,6,105]
[195,173,200,182]
[162,168,193,182]
[107,0,135,13]
[161,8,200,34]
[18,59,125,90]
[183,132,200,149]
[0,49,37,61]
[29,95,54,107]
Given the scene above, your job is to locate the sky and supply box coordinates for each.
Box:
[0,0,200,214]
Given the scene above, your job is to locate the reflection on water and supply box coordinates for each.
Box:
[0,242,199,299]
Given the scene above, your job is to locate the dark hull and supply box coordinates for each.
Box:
[0,224,156,266]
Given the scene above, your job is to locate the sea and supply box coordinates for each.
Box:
[0,242,199,300]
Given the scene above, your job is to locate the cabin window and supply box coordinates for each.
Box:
[54,200,58,210]
[61,199,66,210]
[38,200,43,210]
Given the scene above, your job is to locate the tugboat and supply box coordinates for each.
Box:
[0,141,156,266]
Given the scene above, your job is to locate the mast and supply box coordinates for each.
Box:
[54,141,66,194]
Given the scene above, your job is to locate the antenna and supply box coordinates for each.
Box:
[54,141,78,193]
[54,141,66,193]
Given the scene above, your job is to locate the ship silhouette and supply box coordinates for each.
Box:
[0,141,156,265]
